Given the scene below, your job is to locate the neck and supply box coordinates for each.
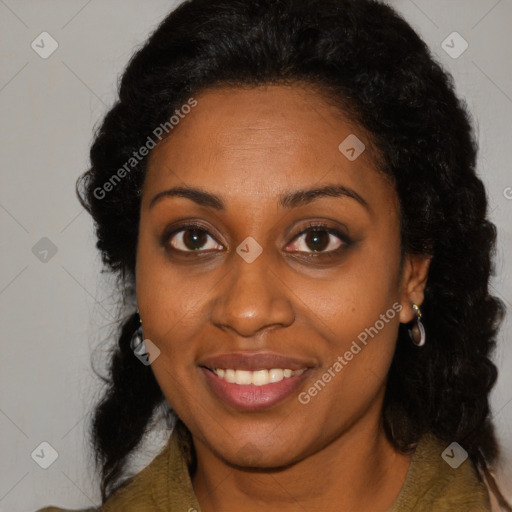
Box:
[191,406,412,512]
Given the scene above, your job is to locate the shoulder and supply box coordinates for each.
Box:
[390,432,491,512]
[33,429,190,512]
[34,508,97,512]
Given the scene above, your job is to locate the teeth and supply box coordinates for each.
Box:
[235,370,253,385]
[252,369,269,386]
[269,368,283,382]
[212,368,306,386]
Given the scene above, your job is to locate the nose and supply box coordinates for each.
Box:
[210,249,295,338]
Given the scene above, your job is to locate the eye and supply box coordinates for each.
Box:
[286,223,349,254]
[162,221,350,256]
[163,223,223,253]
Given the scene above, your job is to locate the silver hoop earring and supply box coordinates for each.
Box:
[408,303,426,347]
[130,311,144,352]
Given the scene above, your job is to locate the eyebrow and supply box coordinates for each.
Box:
[149,183,369,211]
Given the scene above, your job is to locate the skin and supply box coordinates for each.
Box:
[135,83,431,512]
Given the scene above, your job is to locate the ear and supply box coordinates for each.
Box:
[398,253,432,324]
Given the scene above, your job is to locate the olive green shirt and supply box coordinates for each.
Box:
[36,430,491,511]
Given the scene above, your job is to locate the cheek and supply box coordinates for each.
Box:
[301,237,401,348]
[135,224,227,411]
[291,269,401,432]
[135,225,195,376]
[308,278,400,391]
[299,235,402,398]
[135,217,211,334]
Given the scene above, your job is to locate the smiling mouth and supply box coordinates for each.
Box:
[198,351,315,409]
[200,365,312,411]
[207,368,308,386]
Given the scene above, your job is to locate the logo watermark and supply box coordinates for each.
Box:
[441,442,468,469]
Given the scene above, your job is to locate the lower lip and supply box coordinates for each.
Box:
[200,367,311,411]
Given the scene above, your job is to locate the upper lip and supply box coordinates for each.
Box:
[199,351,315,371]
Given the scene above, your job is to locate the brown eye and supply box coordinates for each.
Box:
[288,227,347,254]
[303,230,332,252]
[182,228,207,251]
[164,225,223,253]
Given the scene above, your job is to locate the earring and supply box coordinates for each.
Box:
[408,303,426,347]
[130,309,144,352]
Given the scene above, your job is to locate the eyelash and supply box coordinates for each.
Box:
[161,221,351,258]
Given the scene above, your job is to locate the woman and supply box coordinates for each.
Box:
[37,0,511,510]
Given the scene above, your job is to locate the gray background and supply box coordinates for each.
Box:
[0,0,511,510]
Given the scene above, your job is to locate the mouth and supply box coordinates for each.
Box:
[198,352,314,411]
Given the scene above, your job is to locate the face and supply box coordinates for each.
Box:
[135,84,429,468]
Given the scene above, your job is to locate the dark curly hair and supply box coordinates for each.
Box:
[76,0,510,507]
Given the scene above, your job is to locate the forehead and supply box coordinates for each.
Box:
[143,84,396,214]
